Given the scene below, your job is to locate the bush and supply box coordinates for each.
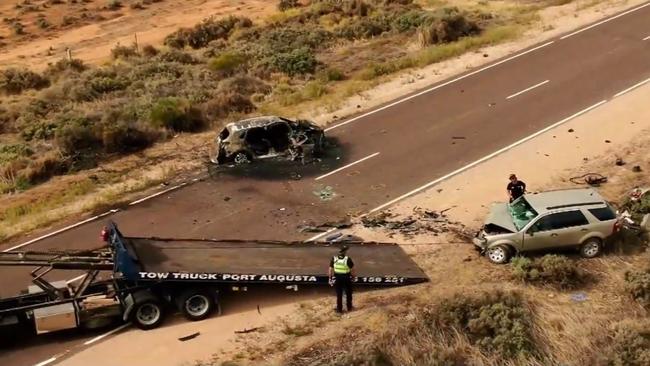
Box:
[45,58,87,78]
[141,44,159,57]
[149,98,206,132]
[209,52,247,76]
[202,92,255,120]
[602,322,650,366]
[511,255,586,289]
[418,11,481,46]
[217,74,271,95]
[18,151,69,184]
[54,115,101,155]
[156,49,197,64]
[101,122,155,153]
[425,291,537,358]
[164,16,253,49]
[111,44,138,59]
[270,47,318,75]
[107,0,122,10]
[625,268,650,308]
[0,144,33,164]
[36,17,50,29]
[278,0,300,11]
[0,68,50,94]
[316,67,346,82]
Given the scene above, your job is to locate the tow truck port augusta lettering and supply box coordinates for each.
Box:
[137,272,406,284]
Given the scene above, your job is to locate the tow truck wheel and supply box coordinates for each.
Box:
[133,300,165,330]
[177,289,215,321]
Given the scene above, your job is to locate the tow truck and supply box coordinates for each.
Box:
[0,222,428,336]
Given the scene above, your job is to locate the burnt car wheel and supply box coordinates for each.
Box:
[233,152,252,165]
[580,238,602,258]
[486,245,511,264]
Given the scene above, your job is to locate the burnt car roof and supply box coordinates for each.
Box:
[226,116,294,132]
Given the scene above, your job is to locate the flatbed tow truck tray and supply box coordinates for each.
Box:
[122,238,429,286]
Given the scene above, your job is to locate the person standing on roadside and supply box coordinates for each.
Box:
[507,174,526,203]
[328,245,355,314]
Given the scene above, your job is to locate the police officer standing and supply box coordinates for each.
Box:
[328,245,355,314]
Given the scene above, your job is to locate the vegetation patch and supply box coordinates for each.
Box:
[624,267,650,308]
[511,255,588,290]
[595,321,650,366]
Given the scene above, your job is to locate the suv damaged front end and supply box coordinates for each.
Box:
[473,202,519,253]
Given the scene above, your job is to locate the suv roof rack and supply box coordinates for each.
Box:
[546,201,604,210]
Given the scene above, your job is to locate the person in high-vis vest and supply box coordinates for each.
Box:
[328,245,356,313]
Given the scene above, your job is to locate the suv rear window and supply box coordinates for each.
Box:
[588,206,616,221]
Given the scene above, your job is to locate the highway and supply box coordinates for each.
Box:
[1,2,650,364]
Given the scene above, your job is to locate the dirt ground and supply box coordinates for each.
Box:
[56,72,650,366]
[0,0,275,70]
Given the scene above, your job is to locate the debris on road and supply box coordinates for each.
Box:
[633,165,642,172]
[178,332,201,341]
[569,173,607,186]
[568,128,574,133]
[298,219,353,233]
[361,208,463,238]
[235,327,262,334]
[313,186,337,201]
[615,158,625,166]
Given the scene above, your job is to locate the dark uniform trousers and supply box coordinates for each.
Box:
[334,274,353,312]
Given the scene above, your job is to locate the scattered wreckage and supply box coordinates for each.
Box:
[473,188,621,264]
[211,116,326,165]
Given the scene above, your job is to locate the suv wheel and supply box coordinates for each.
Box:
[486,245,511,264]
[580,238,602,258]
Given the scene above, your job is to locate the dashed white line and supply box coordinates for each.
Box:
[33,357,58,366]
[368,99,608,214]
[324,41,555,132]
[315,152,380,181]
[560,2,650,39]
[614,77,650,98]
[644,35,650,40]
[83,323,130,346]
[66,274,86,284]
[129,183,187,206]
[3,209,119,252]
[506,80,550,100]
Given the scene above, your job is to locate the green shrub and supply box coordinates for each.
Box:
[149,98,205,132]
[278,0,300,11]
[218,74,271,95]
[156,49,197,64]
[418,10,481,46]
[0,144,33,164]
[209,52,247,76]
[45,58,88,78]
[101,122,156,153]
[625,268,650,308]
[36,17,50,29]
[0,68,50,94]
[54,115,101,155]
[164,16,253,49]
[602,322,650,366]
[511,255,586,289]
[141,44,159,57]
[425,291,537,358]
[270,47,318,75]
[111,44,139,59]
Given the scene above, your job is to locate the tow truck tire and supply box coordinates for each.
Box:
[177,289,215,321]
[132,300,165,330]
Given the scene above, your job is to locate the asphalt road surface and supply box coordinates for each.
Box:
[2,2,650,365]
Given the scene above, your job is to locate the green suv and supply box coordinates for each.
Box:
[473,188,620,264]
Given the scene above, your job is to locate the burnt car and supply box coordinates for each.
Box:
[211,116,326,165]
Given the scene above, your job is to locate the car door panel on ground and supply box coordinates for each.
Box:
[523,210,590,251]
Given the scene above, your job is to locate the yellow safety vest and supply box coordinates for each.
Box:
[333,256,350,274]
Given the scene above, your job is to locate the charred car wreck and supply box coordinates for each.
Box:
[211,116,326,165]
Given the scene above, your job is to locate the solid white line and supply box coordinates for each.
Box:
[506,80,549,99]
[83,323,130,346]
[324,41,555,132]
[368,99,608,214]
[315,152,380,181]
[614,77,650,98]
[129,183,187,206]
[560,2,650,39]
[305,228,337,242]
[33,357,57,366]
[644,35,650,41]
[3,209,119,252]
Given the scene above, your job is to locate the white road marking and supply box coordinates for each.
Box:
[614,77,650,98]
[3,209,119,252]
[506,80,550,99]
[305,228,337,242]
[560,2,650,39]
[368,99,608,214]
[83,323,130,346]
[66,274,86,284]
[644,35,650,40]
[315,152,380,181]
[33,357,57,366]
[129,183,187,206]
[324,41,555,132]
